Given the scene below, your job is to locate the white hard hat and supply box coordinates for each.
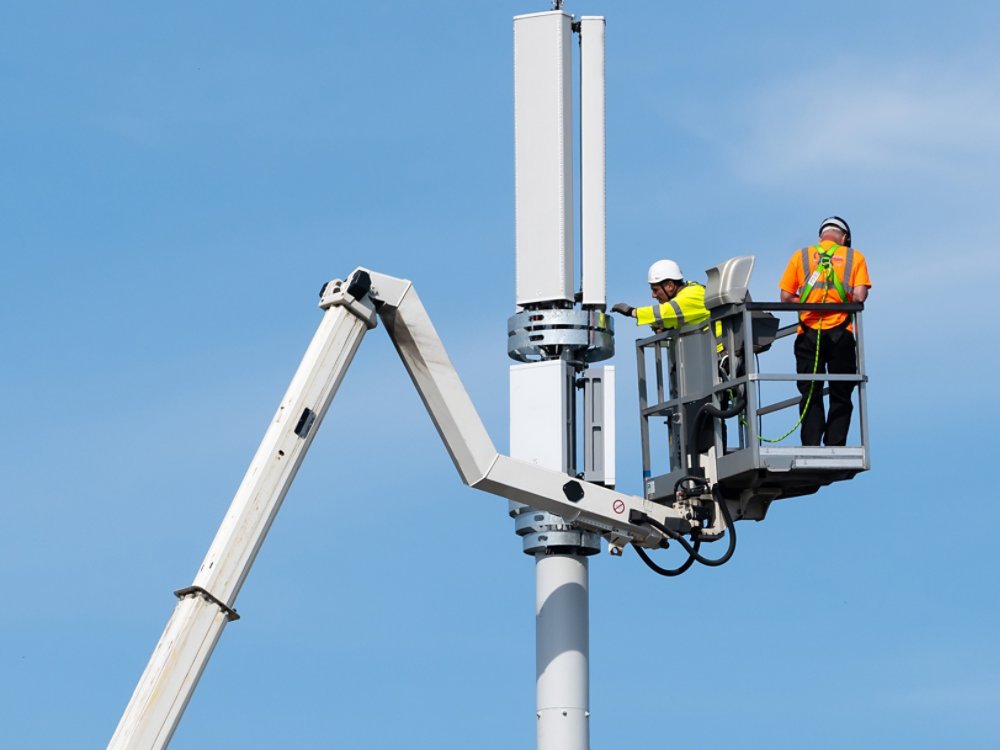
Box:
[819,216,852,245]
[647,259,683,284]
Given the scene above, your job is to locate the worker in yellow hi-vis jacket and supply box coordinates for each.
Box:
[611,259,709,332]
[612,259,717,462]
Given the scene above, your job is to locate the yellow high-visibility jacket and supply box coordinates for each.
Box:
[635,282,710,329]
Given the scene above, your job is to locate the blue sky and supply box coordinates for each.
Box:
[2,1,998,747]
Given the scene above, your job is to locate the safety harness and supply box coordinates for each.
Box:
[752,244,851,443]
[798,244,851,307]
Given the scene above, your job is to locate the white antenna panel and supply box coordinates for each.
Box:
[580,16,607,308]
[514,11,574,306]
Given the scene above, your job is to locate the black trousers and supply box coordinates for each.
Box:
[794,326,857,446]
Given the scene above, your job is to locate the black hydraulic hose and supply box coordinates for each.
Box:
[674,475,711,495]
[632,538,700,577]
[646,486,737,567]
[688,396,746,470]
[696,395,747,425]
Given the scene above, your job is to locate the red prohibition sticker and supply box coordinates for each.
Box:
[612,499,626,515]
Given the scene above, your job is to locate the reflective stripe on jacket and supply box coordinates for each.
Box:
[635,282,710,329]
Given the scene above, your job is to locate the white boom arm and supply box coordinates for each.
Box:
[107,269,683,750]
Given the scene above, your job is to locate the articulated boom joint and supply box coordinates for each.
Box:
[319,272,378,329]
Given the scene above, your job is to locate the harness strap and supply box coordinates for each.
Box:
[799,244,848,303]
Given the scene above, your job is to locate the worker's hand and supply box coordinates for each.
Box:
[611,303,634,317]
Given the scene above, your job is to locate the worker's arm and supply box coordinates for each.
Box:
[612,302,669,332]
[778,253,801,304]
[611,301,678,327]
[635,301,679,328]
[853,286,869,303]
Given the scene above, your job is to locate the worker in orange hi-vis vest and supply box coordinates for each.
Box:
[779,216,872,447]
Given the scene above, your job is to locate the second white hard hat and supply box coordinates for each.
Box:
[819,216,852,245]
[647,259,684,284]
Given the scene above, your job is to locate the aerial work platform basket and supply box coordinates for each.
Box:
[637,256,870,521]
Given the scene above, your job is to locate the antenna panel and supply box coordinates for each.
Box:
[514,11,574,306]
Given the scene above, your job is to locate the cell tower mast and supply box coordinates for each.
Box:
[509,11,610,750]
